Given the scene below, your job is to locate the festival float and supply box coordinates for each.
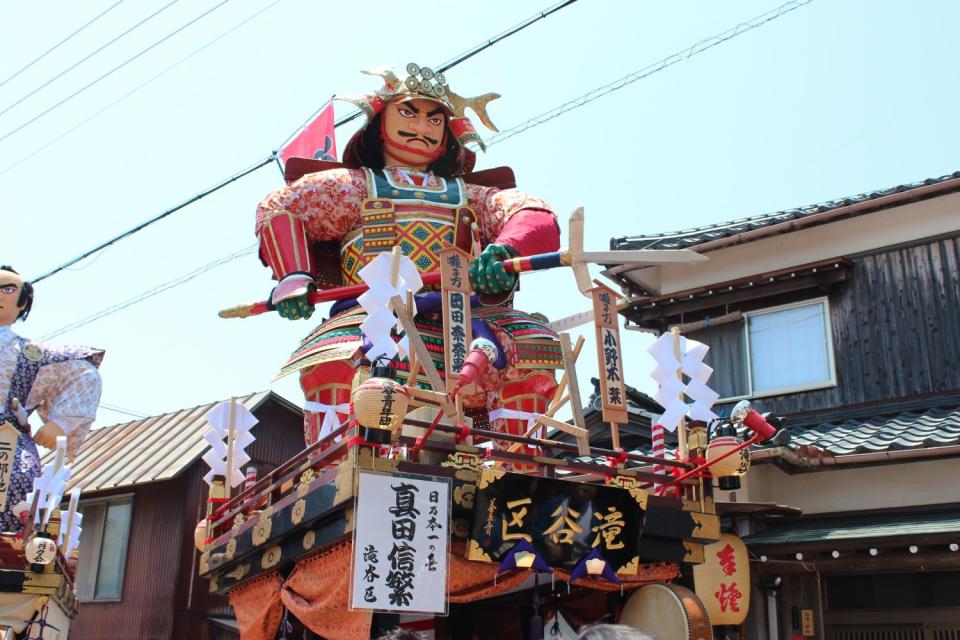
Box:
[0,267,103,638]
[200,63,786,640]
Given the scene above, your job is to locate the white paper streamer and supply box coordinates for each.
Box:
[357,252,423,362]
[647,333,719,431]
[203,400,258,487]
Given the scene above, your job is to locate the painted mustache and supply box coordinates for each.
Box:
[396,130,440,146]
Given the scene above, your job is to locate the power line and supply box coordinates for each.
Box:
[0,0,179,119]
[302,0,582,140]
[99,402,148,419]
[435,0,577,73]
[32,156,271,284]
[32,0,576,285]
[42,244,256,340]
[0,0,128,91]
[0,0,284,179]
[486,0,814,147]
[27,1,808,332]
[0,0,231,146]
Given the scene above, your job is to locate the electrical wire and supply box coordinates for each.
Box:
[99,402,148,419]
[0,0,179,118]
[31,155,271,284]
[299,0,582,141]
[486,0,814,148]
[0,0,128,91]
[25,0,811,336]
[0,0,284,179]
[32,0,576,285]
[0,0,231,146]
[41,243,256,340]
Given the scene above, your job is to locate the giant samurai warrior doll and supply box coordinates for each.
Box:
[0,267,103,532]
[256,64,563,447]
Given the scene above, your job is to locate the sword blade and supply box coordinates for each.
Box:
[578,249,707,265]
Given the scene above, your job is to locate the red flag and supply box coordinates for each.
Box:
[280,103,337,166]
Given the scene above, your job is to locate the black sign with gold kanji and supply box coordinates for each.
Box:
[466,469,646,574]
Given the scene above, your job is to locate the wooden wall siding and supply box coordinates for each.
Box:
[172,399,306,637]
[72,397,306,640]
[699,236,960,416]
[71,479,189,639]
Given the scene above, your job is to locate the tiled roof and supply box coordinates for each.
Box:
[611,171,960,251]
[41,391,299,493]
[562,400,960,469]
[583,377,660,419]
[785,404,960,456]
[742,510,960,548]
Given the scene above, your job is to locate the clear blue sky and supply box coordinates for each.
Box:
[3,0,958,430]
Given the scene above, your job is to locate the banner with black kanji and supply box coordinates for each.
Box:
[350,471,451,614]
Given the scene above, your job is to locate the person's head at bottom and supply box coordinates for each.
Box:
[376,628,424,640]
[577,623,658,640]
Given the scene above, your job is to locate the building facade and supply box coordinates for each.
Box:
[49,391,304,640]
[611,172,960,639]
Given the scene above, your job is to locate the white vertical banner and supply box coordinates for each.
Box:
[351,471,450,614]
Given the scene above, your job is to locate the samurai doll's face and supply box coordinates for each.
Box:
[381,98,447,169]
[0,270,25,327]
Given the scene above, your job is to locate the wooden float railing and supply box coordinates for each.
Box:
[207,416,693,539]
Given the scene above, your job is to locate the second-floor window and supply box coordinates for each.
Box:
[76,495,133,602]
[691,298,836,400]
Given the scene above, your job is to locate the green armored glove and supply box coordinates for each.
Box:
[270,273,316,320]
[469,243,518,294]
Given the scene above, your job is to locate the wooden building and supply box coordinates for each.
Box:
[607,171,960,638]
[44,391,304,640]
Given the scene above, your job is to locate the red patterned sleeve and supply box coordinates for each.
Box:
[467,184,561,256]
[255,168,366,242]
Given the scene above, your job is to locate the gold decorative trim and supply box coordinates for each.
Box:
[605,475,649,510]
[684,541,705,564]
[261,546,281,570]
[252,516,272,547]
[232,513,246,529]
[453,484,476,509]
[466,539,492,563]
[226,563,249,581]
[199,552,210,574]
[690,512,720,541]
[617,556,640,575]
[442,451,483,482]
[452,518,470,538]
[683,495,716,515]
[291,499,307,526]
[477,468,505,490]
[303,530,316,550]
[209,574,218,593]
[225,538,237,561]
[297,469,316,497]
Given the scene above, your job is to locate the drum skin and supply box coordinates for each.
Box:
[619,583,713,640]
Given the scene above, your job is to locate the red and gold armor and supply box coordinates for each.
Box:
[256,63,565,451]
[341,168,468,285]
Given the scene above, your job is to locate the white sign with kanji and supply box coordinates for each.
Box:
[351,471,450,614]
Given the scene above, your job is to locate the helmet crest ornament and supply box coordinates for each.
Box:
[346,62,500,152]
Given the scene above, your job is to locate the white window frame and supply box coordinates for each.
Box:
[76,493,134,603]
[717,297,837,401]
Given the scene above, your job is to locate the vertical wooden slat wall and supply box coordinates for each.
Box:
[69,395,306,639]
[696,235,960,416]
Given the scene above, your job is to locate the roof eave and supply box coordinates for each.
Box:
[690,176,960,254]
